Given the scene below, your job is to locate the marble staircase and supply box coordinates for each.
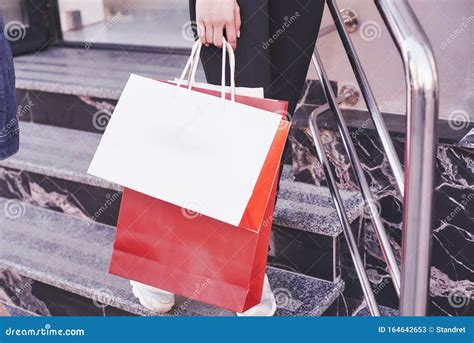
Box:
[0,47,372,316]
[0,121,364,316]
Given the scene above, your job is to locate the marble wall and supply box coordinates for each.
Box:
[290,108,473,315]
[0,268,134,316]
[0,269,50,316]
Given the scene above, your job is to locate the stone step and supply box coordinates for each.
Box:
[13,47,204,133]
[14,47,197,100]
[0,198,344,316]
[0,122,363,237]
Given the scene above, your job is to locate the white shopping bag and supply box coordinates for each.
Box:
[88,41,282,226]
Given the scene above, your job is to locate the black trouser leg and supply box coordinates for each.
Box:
[266,0,325,115]
[266,0,325,166]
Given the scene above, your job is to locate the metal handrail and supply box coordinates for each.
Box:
[375,0,439,316]
[311,51,402,296]
[326,0,405,197]
[309,96,381,316]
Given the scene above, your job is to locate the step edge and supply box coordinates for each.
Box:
[16,80,121,101]
[0,259,343,317]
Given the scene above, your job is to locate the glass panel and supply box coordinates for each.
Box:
[59,0,193,48]
[0,0,30,26]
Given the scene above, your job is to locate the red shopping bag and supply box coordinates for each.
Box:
[109,86,290,313]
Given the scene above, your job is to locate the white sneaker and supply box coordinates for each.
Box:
[130,281,175,314]
[236,274,277,317]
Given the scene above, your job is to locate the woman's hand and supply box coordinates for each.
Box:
[195,0,241,50]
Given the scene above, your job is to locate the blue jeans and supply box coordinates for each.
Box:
[0,16,19,160]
